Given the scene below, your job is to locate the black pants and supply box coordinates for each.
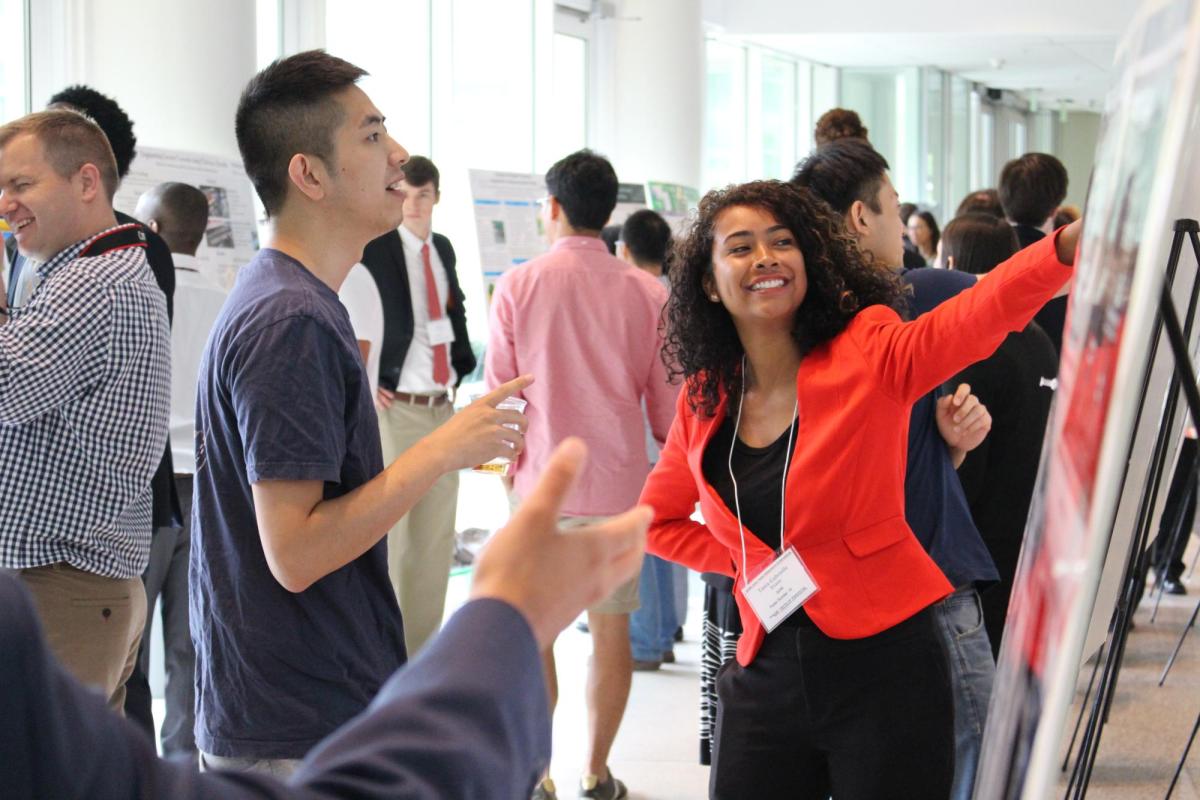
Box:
[710,607,954,800]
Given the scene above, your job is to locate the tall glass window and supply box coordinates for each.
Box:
[541,32,588,169]
[760,55,796,179]
[0,0,27,123]
[948,76,971,209]
[704,40,747,190]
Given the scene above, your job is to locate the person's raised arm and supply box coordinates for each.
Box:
[857,219,1081,406]
[253,375,532,593]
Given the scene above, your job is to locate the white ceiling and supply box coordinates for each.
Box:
[702,0,1143,110]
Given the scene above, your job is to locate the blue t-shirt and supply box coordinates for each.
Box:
[190,249,407,759]
[899,267,999,589]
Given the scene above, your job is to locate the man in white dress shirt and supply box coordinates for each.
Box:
[359,156,477,655]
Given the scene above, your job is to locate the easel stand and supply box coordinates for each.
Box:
[1063,219,1200,799]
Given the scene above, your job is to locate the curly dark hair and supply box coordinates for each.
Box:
[49,85,137,180]
[665,180,904,417]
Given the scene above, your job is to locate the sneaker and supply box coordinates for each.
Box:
[661,649,676,664]
[533,777,558,800]
[579,770,627,799]
[632,657,662,671]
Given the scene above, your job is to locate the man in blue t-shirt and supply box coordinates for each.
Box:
[794,138,999,800]
[191,50,531,775]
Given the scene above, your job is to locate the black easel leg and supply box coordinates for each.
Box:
[1164,705,1200,799]
[1159,596,1200,686]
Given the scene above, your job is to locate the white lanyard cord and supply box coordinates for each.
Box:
[728,355,799,589]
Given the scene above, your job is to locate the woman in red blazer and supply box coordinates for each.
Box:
[641,180,1079,799]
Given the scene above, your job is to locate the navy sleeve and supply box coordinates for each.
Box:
[902,268,977,316]
[294,598,552,800]
[0,572,298,800]
[231,316,348,484]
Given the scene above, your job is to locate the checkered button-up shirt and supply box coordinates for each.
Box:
[0,224,170,578]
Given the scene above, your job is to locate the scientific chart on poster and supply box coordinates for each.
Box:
[114,147,258,290]
[646,180,700,233]
[467,169,547,295]
[974,1,1200,797]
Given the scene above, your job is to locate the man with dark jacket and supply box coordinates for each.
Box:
[998,152,1070,355]
[360,155,476,656]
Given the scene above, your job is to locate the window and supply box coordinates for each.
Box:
[541,32,588,169]
[704,40,747,190]
[0,0,27,122]
[760,56,796,179]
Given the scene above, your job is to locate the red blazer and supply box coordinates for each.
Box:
[641,233,1072,666]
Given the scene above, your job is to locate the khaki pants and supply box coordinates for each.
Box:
[378,398,459,656]
[19,562,146,714]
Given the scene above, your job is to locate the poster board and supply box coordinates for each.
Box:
[646,180,700,234]
[608,182,648,228]
[974,1,1200,797]
[467,169,547,296]
[113,147,258,290]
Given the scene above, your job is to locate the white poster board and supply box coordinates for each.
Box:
[974,1,1200,797]
[467,169,547,295]
[114,147,258,290]
[646,180,700,234]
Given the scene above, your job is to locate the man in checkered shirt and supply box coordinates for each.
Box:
[0,109,170,713]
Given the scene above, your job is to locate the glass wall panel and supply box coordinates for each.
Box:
[948,76,971,210]
[922,68,945,214]
[760,55,796,180]
[795,59,814,159]
[840,67,920,201]
[542,32,588,168]
[811,63,839,121]
[704,39,747,190]
[0,0,26,122]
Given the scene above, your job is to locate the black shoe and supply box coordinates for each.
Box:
[579,771,627,799]
[632,657,662,671]
[1161,576,1188,596]
[661,649,676,664]
[673,626,684,642]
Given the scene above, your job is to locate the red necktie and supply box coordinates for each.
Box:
[423,242,451,386]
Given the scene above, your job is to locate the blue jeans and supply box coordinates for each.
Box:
[630,555,679,661]
[932,586,996,800]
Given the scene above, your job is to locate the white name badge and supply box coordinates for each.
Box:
[427,317,455,346]
[741,547,819,632]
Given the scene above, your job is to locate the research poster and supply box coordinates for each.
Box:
[114,146,258,289]
[609,182,648,228]
[467,169,547,294]
[974,1,1200,797]
[646,180,700,233]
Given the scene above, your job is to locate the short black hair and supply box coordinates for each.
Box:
[545,149,618,232]
[620,209,672,266]
[141,182,210,255]
[998,153,1068,226]
[48,85,136,180]
[813,108,869,146]
[236,50,368,217]
[941,212,1019,275]
[791,138,890,216]
[955,188,1005,219]
[898,202,917,224]
[402,155,439,192]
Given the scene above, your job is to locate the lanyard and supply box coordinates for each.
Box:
[727,355,799,588]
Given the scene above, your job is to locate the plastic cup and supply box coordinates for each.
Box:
[472,396,527,476]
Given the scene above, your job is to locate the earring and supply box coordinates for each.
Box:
[710,294,719,302]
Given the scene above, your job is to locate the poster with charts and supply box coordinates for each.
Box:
[467,169,547,296]
[974,1,1200,797]
[646,180,700,234]
[113,146,258,291]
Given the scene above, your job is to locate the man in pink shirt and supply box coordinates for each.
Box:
[486,150,677,800]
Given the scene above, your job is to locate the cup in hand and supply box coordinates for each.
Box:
[473,396,528,476]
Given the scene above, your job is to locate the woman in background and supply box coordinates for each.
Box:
[907,208,941,265]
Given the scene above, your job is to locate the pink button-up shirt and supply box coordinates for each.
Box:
[485,236,678,516]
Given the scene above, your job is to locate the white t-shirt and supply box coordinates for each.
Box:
[340,262,385,398]
[171,253,229,473]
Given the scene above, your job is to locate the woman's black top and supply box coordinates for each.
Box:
[700,412,796,552]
